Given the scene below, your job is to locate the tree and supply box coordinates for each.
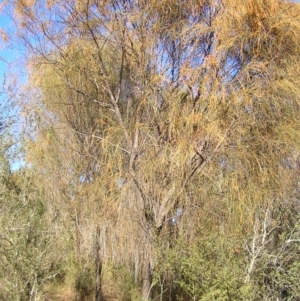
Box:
[6,0,300,299]
[0,89,63,301]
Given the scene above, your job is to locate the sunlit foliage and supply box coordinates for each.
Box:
[1,0,300,299]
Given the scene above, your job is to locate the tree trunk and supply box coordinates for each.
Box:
[74,209,82,256]
[141,254,152,301]
[95,225,102,301]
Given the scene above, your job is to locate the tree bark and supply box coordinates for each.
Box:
[141,250,152,301]
[95,225,102,301]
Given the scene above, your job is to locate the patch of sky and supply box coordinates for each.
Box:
[170,207,183,225]
[0,11,25,171]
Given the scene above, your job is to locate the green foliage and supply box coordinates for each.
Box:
[104,264,141,301]
[73,263,94,301]
[0,167,61,300]
[246,215,300,301]
[155,236,249,301]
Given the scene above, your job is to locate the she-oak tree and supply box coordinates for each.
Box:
[4,0,300,299]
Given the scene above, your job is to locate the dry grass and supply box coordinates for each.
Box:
[43,285,77,301]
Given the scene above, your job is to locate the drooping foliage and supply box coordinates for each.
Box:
[1,0,300,300]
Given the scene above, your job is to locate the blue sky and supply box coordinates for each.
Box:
[0,11,14,78]
[0,8,25,170]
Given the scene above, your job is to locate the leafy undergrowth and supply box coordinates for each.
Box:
[43,283,121,301]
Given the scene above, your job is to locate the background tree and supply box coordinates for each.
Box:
[0,85,64,301]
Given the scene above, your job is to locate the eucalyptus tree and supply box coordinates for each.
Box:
[7,0,300,299]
